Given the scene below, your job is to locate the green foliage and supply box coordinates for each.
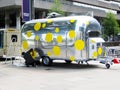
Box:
[102,12,120,37]
[49,0,65,15]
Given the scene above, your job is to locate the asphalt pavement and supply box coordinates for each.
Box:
[0,60,120,90]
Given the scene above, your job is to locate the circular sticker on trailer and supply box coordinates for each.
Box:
[52,46,61,56]
[56,35,63,43]
[34,22,41,31]
[45,32,53,42]
[26,31,32,37]
[98,47,102,55]
[47,51,52,56]
[70,56,75,61]
[22,41,29,50]
[47,19,53,23]
[85,21,90,26]
[74,40,85,50]
[55,27,60,33]
[42,23,46,28]
[93,51,98,58]
[68,30,76,39]
[69,19,75,23]
[35,35,40,41]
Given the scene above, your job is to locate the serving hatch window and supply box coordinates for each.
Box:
[11,35,17,42]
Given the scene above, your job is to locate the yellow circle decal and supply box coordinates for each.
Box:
[70,19,75,23]
[70,56,75,61]
[47,19,53,23]
[91,39,95,43]
[35,35,39,41]
[22,41,29,50]
[30,50,37,59]
[56,35,62,43]
[68,30,76,38]
[85,21,90,26]
[104,52,106,57]
[42,23,46,28]
[98,47,102,55]
[47,51,51,56]
[45,32,53,42]
[26,31,32,37]
[52,46,60,56]
[74,40,85,50]
[34,22,41,31]
[93,51,98,57]
[55,27,59,33]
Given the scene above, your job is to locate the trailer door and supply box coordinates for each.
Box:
[88,38,104,59]
[6,29,21,57]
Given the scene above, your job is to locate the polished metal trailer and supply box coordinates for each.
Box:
[21,15,105,66]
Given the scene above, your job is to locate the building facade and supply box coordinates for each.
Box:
[0,0,120,29]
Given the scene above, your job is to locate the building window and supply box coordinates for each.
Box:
[0,31,4,48]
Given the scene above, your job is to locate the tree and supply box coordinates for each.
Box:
[49,0,65,15]
[102,12,120,41]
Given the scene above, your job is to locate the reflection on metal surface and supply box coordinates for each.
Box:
[22,16,103,61]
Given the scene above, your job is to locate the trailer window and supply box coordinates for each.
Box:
[86,21,101,37]
[86,23,101,31]
[88,31,100,37]
[22,21,76,34]
[22,21,76,46]
[11,35,17,42]
[92,45,94,49]
[0,31,4,48]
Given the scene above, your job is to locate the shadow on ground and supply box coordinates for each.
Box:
[45,62,99,70]
[0,60,100,71]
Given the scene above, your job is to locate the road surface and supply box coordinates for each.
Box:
[0,60,120,90]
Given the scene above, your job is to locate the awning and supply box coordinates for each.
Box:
[91,37,105,43]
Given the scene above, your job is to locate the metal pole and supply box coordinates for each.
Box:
[5,11,9,28]
[16,10,21,30]
[30,0,35,20]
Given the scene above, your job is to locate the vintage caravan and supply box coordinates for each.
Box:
[21,15,105,67]
[0,28,21,59]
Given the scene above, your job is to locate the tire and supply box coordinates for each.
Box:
[105,63,110,69]
[80,61,84,64]
[42,56,52,66]
[65,60,72,64]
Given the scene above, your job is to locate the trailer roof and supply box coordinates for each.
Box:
[25,15,97,24]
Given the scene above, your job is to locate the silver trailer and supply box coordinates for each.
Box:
[21,15,105,66]
[0,28,21,59]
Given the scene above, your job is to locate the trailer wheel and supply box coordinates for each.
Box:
[105,63,110,69]
[80,61,84,64]
[42,56,52,66]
